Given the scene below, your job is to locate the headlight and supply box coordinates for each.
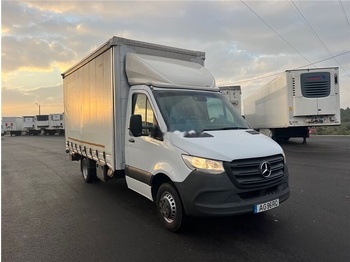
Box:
[182,155,224,174]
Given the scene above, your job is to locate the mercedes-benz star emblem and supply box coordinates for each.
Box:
[260,161,272,178]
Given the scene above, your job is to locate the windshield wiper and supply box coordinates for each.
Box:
[201,127,248,132]
[221,127,248,130]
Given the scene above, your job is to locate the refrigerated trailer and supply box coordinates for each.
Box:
[243,68,341,143]
[62,36,290,231]
[35,115,49,134]
[46,113,65,135]
[23,116,40,135]
[2,117,23,136]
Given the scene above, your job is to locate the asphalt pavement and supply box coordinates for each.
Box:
[1,135,349,262]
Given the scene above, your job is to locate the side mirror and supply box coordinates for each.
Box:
[129,115,142,137]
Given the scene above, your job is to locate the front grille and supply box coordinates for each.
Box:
[301,72,330,98]
[226,154,285,189]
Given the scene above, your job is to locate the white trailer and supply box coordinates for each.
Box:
[35,115,49,134]
[1,120,6,136]
[2,117,23,136]
[244,68,341,143]
[22,116,41,135]
[62,37,290,231]
[219,86,242,114]
[46,113,65,135]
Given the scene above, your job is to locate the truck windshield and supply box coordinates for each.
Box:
[153,89,249,133]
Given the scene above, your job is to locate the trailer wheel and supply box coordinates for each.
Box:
[156,183,186,232]
[81,157,96,183]
[48,130,56,136]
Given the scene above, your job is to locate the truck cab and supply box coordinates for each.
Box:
[123,54,289,231]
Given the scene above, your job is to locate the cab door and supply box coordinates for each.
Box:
[125,91,163,200]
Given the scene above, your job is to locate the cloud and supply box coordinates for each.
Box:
[3,1,348,71]
[1,1,81,73]
[2,85,63,117]
[2,35,77,72]
[25,84,63,102]
[1,0,349,113]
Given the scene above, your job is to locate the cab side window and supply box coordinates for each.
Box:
[132,94,157,136]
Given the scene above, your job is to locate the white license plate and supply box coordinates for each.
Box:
[254,199,279,214]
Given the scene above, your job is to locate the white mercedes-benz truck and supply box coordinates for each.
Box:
[244,68,341,143]
[62,37,290,232]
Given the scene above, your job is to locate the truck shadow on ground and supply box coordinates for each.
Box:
[96,178,282,238]
[182,212,281,238]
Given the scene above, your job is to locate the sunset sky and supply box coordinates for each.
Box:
[1,0,350,117]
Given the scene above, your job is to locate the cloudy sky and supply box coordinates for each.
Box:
[1,0,350,117]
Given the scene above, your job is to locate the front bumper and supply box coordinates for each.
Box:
[175,166,290,217]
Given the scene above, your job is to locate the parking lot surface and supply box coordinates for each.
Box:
[1,135,350,261]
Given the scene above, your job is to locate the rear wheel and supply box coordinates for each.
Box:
[156,183,186,232]
[81,157,96,183]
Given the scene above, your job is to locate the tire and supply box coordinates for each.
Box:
[156,183,186,232]
[269,129,276,141]
[81,157,96,183]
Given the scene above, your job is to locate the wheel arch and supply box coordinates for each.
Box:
[151,173,172,202]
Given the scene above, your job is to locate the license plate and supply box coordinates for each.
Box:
[254,199,279,214]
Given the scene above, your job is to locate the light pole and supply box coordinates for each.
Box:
[35,103,41,115]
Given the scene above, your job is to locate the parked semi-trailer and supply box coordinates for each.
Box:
[23,116,40,135]
[243,68,341,143]
[46,113,65,135]
[62,37,290,231]
[35,115,49,135]
[2,117,23,136]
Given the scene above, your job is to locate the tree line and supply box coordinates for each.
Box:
[314,107,350,135]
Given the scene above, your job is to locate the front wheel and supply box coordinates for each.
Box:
[156,183,186,232]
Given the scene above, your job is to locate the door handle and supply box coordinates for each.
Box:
[128,138,135,143]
